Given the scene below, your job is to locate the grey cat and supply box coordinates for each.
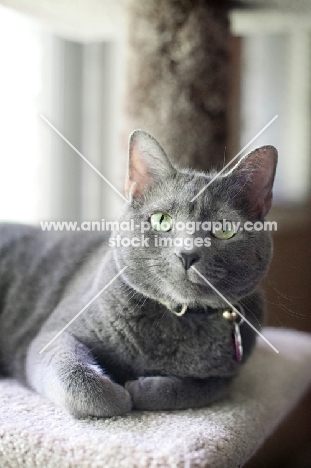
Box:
[0,130,277,418]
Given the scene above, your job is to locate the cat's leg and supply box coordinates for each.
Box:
[126,375,232,411]
[26,331,132,418]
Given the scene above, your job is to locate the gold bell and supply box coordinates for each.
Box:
[222,310,238,321]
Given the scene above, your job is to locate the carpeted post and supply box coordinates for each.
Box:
[125,0,231,171]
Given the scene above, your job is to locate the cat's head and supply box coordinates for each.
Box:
[114,130,277,311]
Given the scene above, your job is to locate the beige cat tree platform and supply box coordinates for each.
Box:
[1,328,311,468]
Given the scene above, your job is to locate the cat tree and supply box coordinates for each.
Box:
[0,0,311,467]
[124,0,230,170]
[0,329,311,467]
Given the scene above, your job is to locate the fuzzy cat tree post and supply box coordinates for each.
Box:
[125,0,230,171]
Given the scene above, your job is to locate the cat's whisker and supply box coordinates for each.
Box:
[265,299,308,319]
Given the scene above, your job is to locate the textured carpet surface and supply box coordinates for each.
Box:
[0,328,311,468]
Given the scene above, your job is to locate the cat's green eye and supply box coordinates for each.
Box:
[213,224,236,240]
[150,212,173,232]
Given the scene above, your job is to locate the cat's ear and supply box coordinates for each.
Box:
[125,130,175,199]
[227,145,278,217]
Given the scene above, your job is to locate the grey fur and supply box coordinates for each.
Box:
[0,131,277,417]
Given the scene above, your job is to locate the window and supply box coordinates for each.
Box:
[0,6,43,222]
[0,5,125,224]
[231,9,311,204]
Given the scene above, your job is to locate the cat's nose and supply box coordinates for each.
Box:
[175,249,200,270]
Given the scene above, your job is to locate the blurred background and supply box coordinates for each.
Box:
[0,0,310,466]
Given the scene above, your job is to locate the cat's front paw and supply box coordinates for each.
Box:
[55,364,133,418]
[125,376,178,411]
[26,333,132,418]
